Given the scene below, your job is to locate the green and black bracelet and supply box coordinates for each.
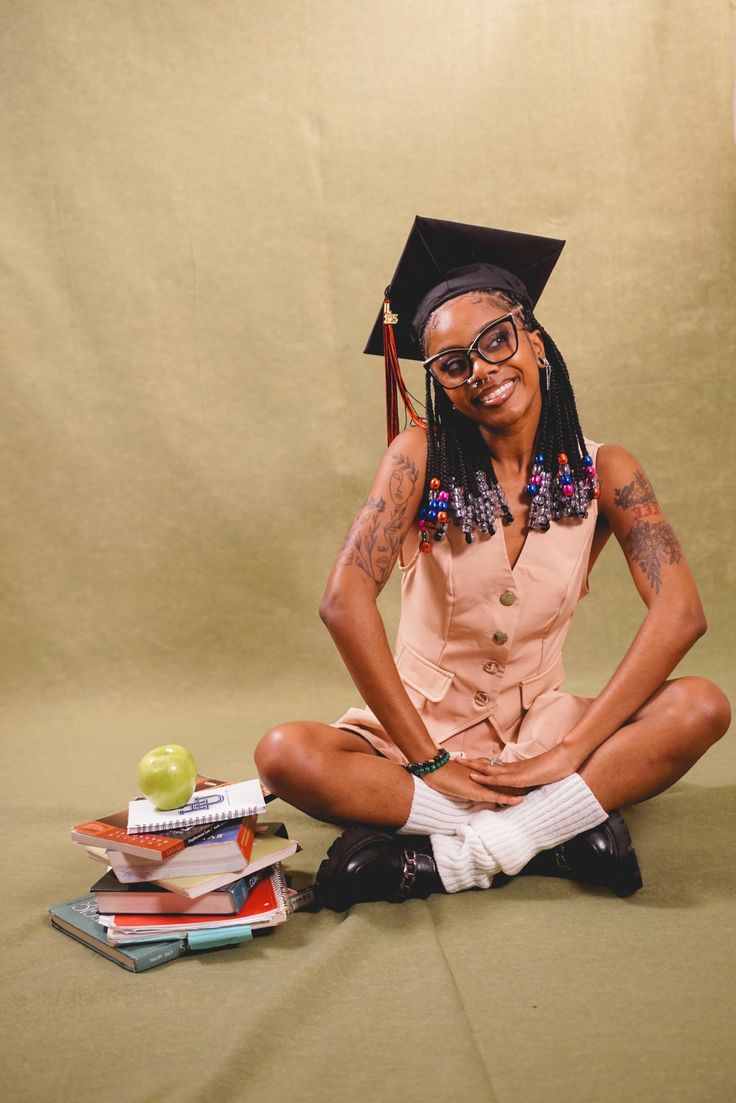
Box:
[403,747,450,777]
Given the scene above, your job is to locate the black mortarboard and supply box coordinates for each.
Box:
[367,216,565,443]
[366,216,565,360]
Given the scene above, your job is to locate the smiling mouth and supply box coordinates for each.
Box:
[474,379,517,407]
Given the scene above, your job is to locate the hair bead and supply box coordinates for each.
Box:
[418,287,600,549]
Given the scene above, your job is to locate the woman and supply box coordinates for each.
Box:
[254,216,730,911]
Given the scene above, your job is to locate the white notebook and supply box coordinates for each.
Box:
[126,779,266,834]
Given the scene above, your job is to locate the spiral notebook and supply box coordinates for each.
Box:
[126,779,266,835]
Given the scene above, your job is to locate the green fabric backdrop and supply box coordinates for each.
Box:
[2,2,734,1101]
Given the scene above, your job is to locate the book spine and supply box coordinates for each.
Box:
[71,826,185,857]
[133,939,188,971]
[236,819,251,850]
[226,868,269,910]
[182,821,224,847]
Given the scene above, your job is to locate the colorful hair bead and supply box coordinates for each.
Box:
[417,477,456,552]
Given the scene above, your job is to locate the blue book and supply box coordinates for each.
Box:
[49,894,253,972]
[49,895,186,972]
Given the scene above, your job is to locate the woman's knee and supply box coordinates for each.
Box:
[254,723,313,792]
[667,677,731,749]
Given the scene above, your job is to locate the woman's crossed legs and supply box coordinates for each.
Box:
[255,676,730,828]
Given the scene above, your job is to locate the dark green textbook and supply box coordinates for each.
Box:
[49,894,187,972]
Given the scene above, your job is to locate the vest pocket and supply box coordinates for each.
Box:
[395,643,455,704]
[519,655,566,711]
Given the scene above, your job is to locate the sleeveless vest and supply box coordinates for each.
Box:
[392,439,601,747]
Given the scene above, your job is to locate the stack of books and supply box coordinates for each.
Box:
[49,776,313,972]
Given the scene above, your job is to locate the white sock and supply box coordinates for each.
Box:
[397,775,479,836]
[431,773,607,892]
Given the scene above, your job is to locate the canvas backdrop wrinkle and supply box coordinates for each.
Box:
[1,3,734,1102]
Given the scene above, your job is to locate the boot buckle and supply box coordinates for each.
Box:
[396,850,418,899]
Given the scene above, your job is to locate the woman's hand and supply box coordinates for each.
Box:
[422,759,525,806]
[464,743,581,792]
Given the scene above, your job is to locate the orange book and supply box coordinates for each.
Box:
[71,776,231,861]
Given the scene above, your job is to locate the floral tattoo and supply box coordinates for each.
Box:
[338,453,419,588]
[614,469,683,592]
[624,521,683,594]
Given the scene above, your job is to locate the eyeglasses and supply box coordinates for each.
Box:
[423,313,520,389]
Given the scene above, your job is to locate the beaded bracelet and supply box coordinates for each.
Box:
[403,747,450,777]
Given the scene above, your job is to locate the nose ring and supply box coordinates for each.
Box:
[469,369,496,390]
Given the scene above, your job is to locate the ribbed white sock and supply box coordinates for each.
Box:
[431,773,607,892]
[397,775,479,836]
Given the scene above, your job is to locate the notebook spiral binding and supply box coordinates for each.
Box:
[271,864,291,915]
[131,806,262,834]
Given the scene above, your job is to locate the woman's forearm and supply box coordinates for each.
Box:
[320,596,438,763]
[562,602,707,763]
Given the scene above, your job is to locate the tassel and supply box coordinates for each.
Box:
[383,297,426,446]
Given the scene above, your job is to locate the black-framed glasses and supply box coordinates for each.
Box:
[423,313,520,389]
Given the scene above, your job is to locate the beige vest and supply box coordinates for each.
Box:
[393,439,601,747]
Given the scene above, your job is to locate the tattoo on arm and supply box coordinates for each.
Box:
[614,469,660,520]
[625,520,683,594]
[614,467,683,591]
[387,453,419,507]
[338,453,419,588]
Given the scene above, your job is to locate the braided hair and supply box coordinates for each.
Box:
[418,289,599,546]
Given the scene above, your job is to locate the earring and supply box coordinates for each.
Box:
[539,357,552,391]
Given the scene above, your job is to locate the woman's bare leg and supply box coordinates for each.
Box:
[255,723,415,828]
[579,676,731,810]
[256,678,730,835]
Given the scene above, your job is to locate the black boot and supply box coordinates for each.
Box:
[516,809,643,897]
[315,826,446,912]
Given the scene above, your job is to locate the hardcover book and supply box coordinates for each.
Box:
[149,833,300,898]
[49,895,187,972]
[92,867,267,915]
[101,865,291,943]
[71,776,231,860]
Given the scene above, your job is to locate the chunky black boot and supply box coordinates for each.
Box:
[315,826,446,912]
[517,809,643,897]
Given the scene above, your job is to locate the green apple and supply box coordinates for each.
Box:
[136,744,197,810]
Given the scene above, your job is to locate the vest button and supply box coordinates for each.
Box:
[493,630,509,644]
[500,590,516,606]
[474,690,489,706]
[483,661,499,673]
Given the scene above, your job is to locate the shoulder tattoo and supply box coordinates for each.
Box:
[625,519,683,594]
[338,453,419,587]
[613,469,660,521]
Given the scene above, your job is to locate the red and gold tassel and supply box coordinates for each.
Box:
[383,297,426,446]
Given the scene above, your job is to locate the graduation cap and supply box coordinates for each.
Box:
[367,216,565,443]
